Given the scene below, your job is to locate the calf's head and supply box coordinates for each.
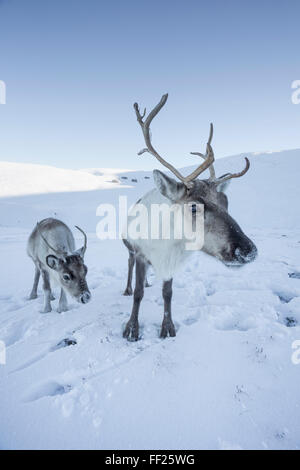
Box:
[42,225,91,304]
[46,253,91,303]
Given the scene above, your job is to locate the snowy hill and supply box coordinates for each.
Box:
[0,150,300,449]
[0,161,127,197]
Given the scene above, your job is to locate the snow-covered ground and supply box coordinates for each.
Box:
[0,150,300,450]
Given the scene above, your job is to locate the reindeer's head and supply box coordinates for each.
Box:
[134,93,257,267]
[39,224,91,303]
[153,170,257,266]
[46,253,91,303]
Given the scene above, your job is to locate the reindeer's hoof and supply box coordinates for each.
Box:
[29,293,38,300]
[145,282,151,288]
[123,287,133,296]
[57,306,68,313]
[41,306,52,314]
[123,321,139,341]
[50,293,55,301]
[160,321,176,338]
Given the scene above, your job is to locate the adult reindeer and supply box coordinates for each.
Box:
[122,94,257,341]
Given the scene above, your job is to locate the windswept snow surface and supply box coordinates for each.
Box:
[0,150,300,450]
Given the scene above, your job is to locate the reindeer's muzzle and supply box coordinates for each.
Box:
[223,237,257,267]
[234,241,257,264]
[80,291,91,304]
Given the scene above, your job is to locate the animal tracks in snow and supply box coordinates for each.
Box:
[289,272,300,279]
[52,338,77,350]
[12,337,78,374]
[0,318,31,347]
[24,381,72,403]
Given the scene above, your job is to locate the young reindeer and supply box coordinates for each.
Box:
[27,218,91,313]
[122,94,257,341]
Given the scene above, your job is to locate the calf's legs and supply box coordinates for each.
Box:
[41,269,52,313]
[57,288,68,313]
[29,265,55,301]
[29,266,40,300]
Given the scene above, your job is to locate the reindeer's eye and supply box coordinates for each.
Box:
[188,201,204,216]
[63,274,71,282]
[188,202,198,213]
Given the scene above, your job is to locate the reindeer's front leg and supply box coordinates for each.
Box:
[57,288,68,313]
[123,256,146,341]
[41,270,52,313]
[160,279,176,338]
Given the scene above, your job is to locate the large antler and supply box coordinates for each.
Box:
[134,94,215,188]
[75,225,87,257]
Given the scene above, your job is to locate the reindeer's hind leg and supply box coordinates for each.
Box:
[41,269,52,313]
[145,262,152,287]
[123,251,135,296]
[29,265,40,300]
[123,256,146,341]
[160,279,176,338]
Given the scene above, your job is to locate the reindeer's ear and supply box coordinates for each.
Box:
[153,170,185,202]
[73,247,85,259]
[46,255,61,270]
[216,180,230,193]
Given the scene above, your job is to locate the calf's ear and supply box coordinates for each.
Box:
[73,247,85,259]
[153,170,185,202]
[46,255,61,270]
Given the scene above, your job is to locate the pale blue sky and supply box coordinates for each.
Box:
[0,0,299,169]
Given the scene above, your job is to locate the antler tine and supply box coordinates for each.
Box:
[184,123,215,183]
[134,102,147,124]
[207,121,213,146]
[190,123,216,180]
[143,94,168,128]
[190,151,216,179]
[36,222,66,256]
[75,225,87,256]
[215,157,250,185]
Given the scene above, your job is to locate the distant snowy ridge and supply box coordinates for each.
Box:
[0,161,128,197]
